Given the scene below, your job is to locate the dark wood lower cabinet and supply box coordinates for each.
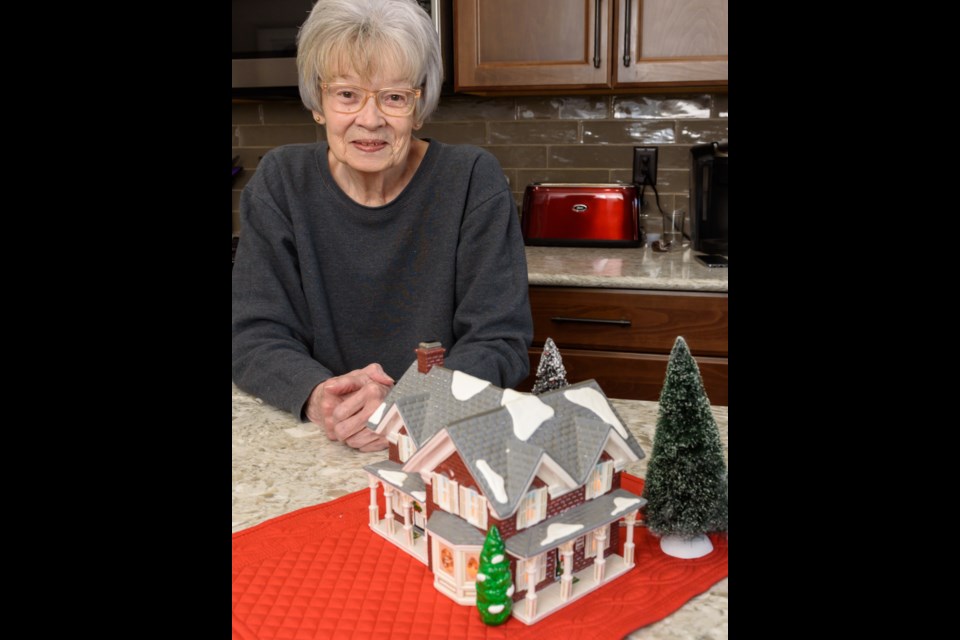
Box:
[516,347,728,406]
[516,286,728,405]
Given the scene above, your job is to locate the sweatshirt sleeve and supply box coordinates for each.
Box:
[231,157,330,419]
[443,151,534,388]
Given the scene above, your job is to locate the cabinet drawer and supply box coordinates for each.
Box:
[529,286,728,356]
[518,348,728,405]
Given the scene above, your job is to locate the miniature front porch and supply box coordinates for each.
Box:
[511,554,634,625]
[368,516,429,564]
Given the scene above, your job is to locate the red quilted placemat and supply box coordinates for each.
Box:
[233,474,727,639]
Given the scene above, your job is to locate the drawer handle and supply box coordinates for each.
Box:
[551,316,632,327]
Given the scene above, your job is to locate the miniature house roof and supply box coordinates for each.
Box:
[367,364,646,521]
[368,362,505,448]
[504,488,646,558]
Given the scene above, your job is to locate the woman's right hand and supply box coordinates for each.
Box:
[305,363,394,451]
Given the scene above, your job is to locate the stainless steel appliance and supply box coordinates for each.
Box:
[232,0,452,91]
[690,141,728,256]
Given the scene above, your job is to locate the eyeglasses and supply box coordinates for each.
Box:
[320,83,421,117]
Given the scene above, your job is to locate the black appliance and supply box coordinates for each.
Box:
[690,141,728,256]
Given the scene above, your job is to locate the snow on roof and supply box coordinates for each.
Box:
[501,389,554,440]
[475,459,508,503]
[377,365,646,520]
[563,386,629,440]
[368,362,504,448]
[504,489,647,558]
[451,370,490,401]
[363,459,425,496]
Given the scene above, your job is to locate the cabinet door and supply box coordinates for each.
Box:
[518,348,728,405]
[454,0,611,91]
[613,0,728,86]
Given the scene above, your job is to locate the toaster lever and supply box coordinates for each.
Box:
[550,316,632,327]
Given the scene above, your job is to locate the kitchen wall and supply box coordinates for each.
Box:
[231,92,728,236]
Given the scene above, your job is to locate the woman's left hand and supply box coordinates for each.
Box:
[307,363,394,451]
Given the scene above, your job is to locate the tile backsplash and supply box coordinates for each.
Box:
[232,92,728,236]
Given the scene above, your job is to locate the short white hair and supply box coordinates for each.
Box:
[297,0,443,125]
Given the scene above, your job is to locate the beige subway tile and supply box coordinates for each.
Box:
[232,168,255,191]
[613,94,711,119]
[483,145,547,169]
[582,121,675,144]
[235,125,317,146]
[712,94,728,118]
[677,120,729,145]
[658,144,695,170]
[417,122,486,144]
[516,169,611,187]
[232,103,262,125]
[489,121,578,144]
[262,101,314,124]
[431,96,516,121]
[501,169,518,191]
[231,148,272,170]
[548,145,635,168]
[518,96,610,120]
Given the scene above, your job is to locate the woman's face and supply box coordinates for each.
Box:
[314,68,421,178]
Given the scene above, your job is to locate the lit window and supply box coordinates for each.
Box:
[465,552,480,582]
[432,473,459,513]
[438,543,455,577]
[585,524,611,559]
[516,486,548,530]
[459,485,488,529]
[516,553,547,584]
[585,460,614,499]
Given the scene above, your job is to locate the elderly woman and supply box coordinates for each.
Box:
[232,0,533,452]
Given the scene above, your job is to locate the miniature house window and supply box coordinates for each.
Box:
[432,473,459,514]
[516,553,547,584]
[458,485,488,529]
[437,541,456,578]
[464,550,480,583]
[397,433,415,462]
[585,460,614,500]
[584,524,611,559]
[516,486,548,530]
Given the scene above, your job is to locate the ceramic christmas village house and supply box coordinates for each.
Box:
[362,342,648,625]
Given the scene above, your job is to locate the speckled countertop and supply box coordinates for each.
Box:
[233,383,728,639]
[525,245,728,292]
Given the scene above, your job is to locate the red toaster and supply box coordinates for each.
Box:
[521,183,640,247]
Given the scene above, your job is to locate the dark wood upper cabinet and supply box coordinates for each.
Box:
[454,0,727,93]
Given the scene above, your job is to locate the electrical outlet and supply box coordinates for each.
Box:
[633,146,658,186]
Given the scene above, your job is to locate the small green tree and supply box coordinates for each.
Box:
[475,526,512,625]
[642,336,728,538]
[532,337,569,394]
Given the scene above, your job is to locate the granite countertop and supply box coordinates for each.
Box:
[232,384,728,639]
[526,245,728,292]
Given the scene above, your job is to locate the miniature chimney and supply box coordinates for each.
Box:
[416,341,445,374]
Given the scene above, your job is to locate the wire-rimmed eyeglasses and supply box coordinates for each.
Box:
[320,83,421,117]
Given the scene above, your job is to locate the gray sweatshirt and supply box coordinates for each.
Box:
[232,139,533,419]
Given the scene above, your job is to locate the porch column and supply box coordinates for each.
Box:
[593,527,607,583]
[383,485,395,535]
[524,555,539,619]
[559,541,574,601]
[367,476,379,526]
[401,494,414,547]
[623,512,637,567]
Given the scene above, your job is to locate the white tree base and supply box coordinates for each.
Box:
[659,534,714,559]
